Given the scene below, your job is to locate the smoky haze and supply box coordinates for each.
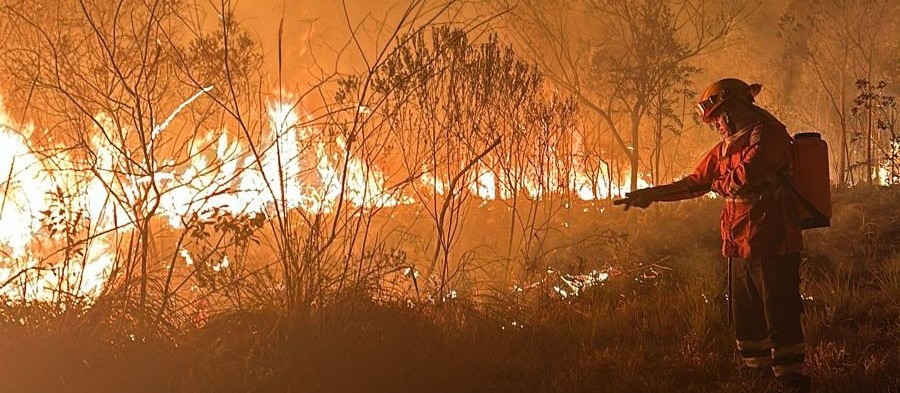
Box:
[227,0,890,179]
[232,0,792,89]
[0,2,896,392]
[222,0,429,87]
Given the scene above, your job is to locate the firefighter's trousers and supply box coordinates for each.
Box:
[730,254,806,377]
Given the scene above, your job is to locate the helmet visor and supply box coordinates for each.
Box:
[695,94,723,121]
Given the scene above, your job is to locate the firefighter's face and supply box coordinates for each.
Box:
[711,111,733,138]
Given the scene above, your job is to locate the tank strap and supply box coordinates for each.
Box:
[778,172,828,223]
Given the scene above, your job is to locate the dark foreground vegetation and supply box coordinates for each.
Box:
[0,186,896,393]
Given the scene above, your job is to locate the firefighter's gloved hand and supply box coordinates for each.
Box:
[622,190,654,210]
[614,197,651,211]
[627,196,653,209]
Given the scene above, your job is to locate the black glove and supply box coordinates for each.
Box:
[623,195,653,210]
[614,188,655,210]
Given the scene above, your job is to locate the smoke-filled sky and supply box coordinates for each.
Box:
[220,0,422,84]
[221,0,808,112]
[169,0,898,177]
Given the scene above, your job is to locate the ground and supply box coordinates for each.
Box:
[0,187,897,393]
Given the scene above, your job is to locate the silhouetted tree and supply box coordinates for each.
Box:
[496,0,752,190]
[778,0,898,185]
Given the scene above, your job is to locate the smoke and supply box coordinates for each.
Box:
[221,0,413,86]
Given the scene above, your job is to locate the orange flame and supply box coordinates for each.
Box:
[0,91,653,302]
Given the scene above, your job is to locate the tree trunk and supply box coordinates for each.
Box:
[630,108,640,191]
[867,101,873,184]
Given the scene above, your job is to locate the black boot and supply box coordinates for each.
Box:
[737,366,776,391]
[777,373,811,393]
[739,366,773,380]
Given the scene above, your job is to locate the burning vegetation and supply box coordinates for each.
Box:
[0,0,897,392]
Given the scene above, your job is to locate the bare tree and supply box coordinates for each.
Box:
[853,80,898,185]
[1,0,204,321]
[778,0,898,185]
[494,0,753,190]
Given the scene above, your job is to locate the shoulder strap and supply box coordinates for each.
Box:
[788,182,826,219]
[777,171,827,220]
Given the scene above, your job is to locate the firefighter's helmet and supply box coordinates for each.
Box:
[696,78,762,123]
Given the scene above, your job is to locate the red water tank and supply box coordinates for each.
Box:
[792,132,832,229]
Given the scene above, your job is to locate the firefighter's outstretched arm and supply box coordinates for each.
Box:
[615,144,720,210]
[614,181,713,210]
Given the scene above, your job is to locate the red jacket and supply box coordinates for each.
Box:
[672,110,803,258]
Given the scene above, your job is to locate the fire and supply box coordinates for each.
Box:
[470,163,498,200]
[0,100,118,301]
[0,124,50,258]
[0,89,652,302]
[159,130,246,227]
[419,166,446,195]
[159,101,412,221]
[876,140,899,186]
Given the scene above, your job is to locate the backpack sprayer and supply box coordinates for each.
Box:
[613,132,832,228]
[789,132,831,229]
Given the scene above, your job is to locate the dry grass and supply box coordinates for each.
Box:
[0,187,897,393]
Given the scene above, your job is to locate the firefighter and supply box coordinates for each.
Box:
[621,78,811,393]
